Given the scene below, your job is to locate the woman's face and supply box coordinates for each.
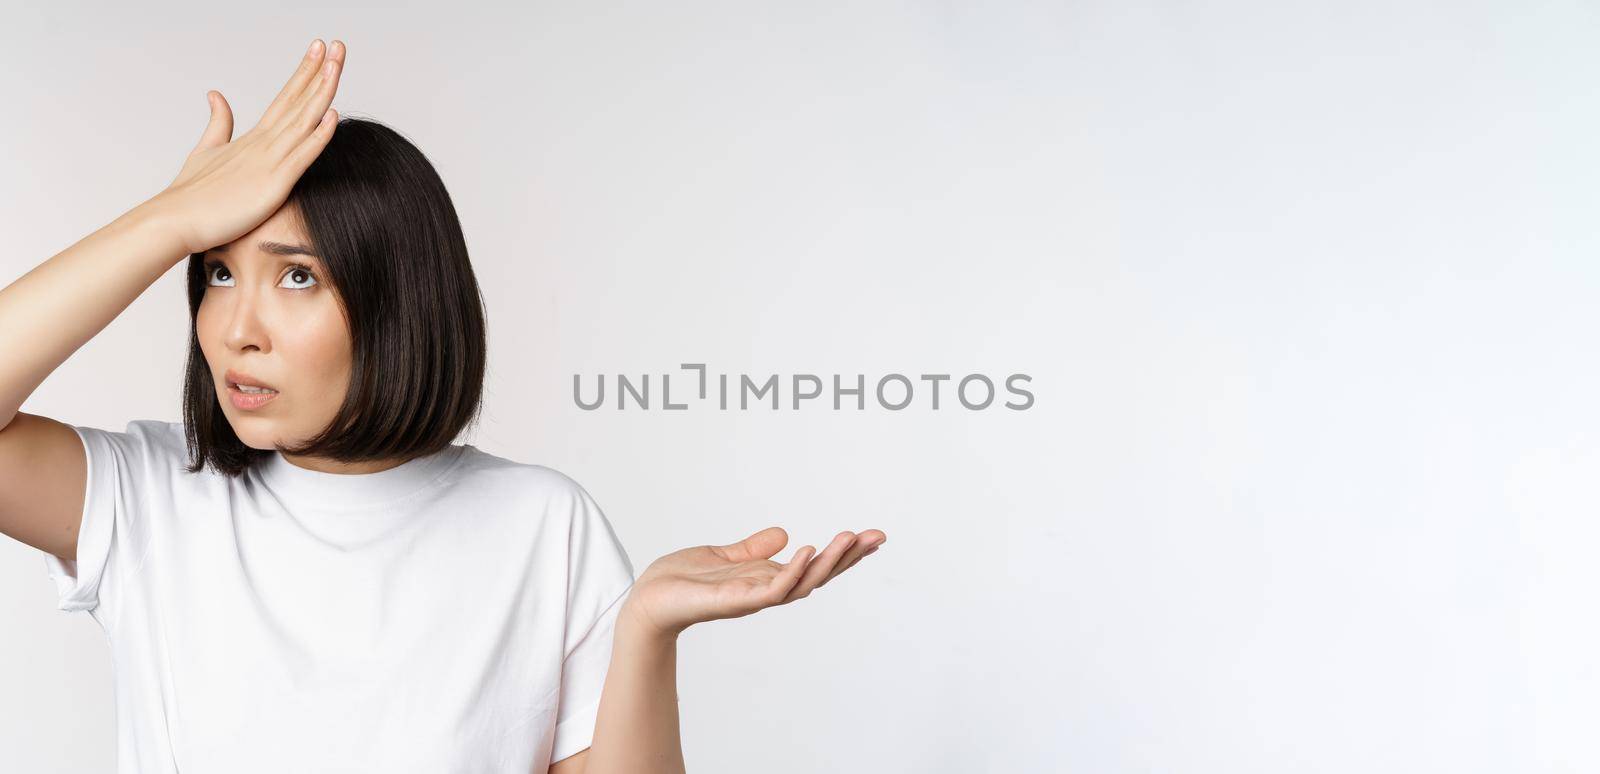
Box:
[196,204,353,461]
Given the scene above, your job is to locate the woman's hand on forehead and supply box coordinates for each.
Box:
[145,39,350,258]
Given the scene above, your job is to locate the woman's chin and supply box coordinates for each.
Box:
[225,420,283,451]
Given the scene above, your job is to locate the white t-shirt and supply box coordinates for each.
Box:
[41,419,636,773]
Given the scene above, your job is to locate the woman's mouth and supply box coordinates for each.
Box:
[228,383,279,410]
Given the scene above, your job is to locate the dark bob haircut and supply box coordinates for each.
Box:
[180,117,487,477]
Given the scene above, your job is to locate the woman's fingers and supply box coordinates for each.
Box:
[768,545,815,602]
[258,39,328,131]
[820,533,882,585]
[277,107,339,176]
[782,532,856,604]
[278,40,344,125]
[270,44,345,155]
[193,90,234,152]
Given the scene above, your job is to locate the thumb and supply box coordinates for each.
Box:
[718,526,789,562]
[194,90,234,151]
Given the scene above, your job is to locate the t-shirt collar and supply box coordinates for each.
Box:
[255,444,467,510]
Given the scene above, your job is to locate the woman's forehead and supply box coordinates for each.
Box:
[209,203,311,253]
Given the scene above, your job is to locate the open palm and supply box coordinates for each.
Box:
[624,526,886,637]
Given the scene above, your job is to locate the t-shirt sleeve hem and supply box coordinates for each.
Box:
[41,424,112,614]
[549,694,603,765]
[549,582,634,764]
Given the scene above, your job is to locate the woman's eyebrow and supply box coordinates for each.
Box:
[210,241,320,259]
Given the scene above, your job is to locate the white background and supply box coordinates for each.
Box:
[3,1,1597,771]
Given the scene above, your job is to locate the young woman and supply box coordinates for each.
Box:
[0,39,885,774]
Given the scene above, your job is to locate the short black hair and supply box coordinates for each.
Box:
[180,117,487,477]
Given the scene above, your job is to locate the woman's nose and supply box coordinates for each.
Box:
[223,291,271,353]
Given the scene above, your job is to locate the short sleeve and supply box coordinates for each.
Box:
[549,476,637,764]
[41,419,171,629]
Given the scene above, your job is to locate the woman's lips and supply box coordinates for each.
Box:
[228,383,279,410]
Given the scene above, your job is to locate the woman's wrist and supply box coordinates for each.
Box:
[122,194,196,259]
[618,596,684,644]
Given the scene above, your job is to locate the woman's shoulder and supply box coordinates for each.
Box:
[76,417,188,459]
[132,419,191,459]
[129,417,187,439]
[454,446,595,501]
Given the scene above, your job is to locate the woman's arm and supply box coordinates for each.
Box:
[0,204,186,429]
[0,206,186,560]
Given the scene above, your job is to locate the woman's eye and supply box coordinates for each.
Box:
[281,268,318,290]
[206,265,234,287]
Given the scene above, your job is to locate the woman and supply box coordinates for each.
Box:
[0,39,885,774]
